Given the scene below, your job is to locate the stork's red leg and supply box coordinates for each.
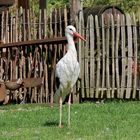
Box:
[59,96,62,128]
[68,93,71,127]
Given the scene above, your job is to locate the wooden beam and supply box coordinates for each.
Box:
[0,37,67,48]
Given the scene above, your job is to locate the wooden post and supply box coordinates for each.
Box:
[39,0,47,38]
[70,0,83,24]
[18,0,29,9]
[39,0,46,9]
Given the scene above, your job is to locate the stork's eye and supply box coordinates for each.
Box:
[69,28,73,31]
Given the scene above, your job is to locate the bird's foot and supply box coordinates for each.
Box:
[50,102,53,108]
[59,124,62,128]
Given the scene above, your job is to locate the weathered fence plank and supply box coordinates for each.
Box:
[1,11,4,42]
[0,11,5,95]
[27,9,31,40]
[5,11,9,43]
[126,14,133,99]
[63,6,68,55]
[115,15,120,98]
[89,15,95,98]
[79,11,85,98]
[101,14,105,98]
[111,14,115,98]
[23,9,26,41]
[132,13,138,99]
[5,11,10,81]
[85,17,90,98]
[43,8,49,102]
[120,15,126,99]
[39,9,43,103]
[139,15,140,99]
[105,15,110,98]
[51,8,58,104]
[95,15,101,98]
[74,14,80,102]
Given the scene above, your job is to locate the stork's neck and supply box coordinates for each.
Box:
[66,34,77,56]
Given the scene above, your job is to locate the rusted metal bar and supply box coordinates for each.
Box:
[0,37,67,48]
[3,77,43,90]
[0,0,14,6]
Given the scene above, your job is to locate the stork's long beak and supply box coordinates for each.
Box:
[73,32,86,41]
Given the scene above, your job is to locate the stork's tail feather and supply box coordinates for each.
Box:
[53,88,67,104]
[53,88,61,104]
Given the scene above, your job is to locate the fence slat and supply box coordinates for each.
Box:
[50,9,57,104]
[132,13,138,99]
[64,5,68,28]
[85,17,90,98]
[19,8,22,42]
[1,11,5,86]
[79,11,85,98]
[5,11,9,81]
[120,15,126,98]
[63,6,67,55]
[23,9,26,41]
[139,15,140,99]
[75,15,80,102]
[115,15,120,98]
[105,15,110,98]
[48,10,53,103]
[43,9,49,102]
[5,11,9,43]
[58,8,62,58]
[95,15,101,98]
[101,14,105,98]
[110,14,115,98]
[126,14,133,99]
[0,9,4,90]
[89,15,95,98]
[27,9,31,40]
[39,9,43,103]
[1,11,4,43]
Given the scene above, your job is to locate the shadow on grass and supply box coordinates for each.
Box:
[44,121,58,126]
[44,121,66,127]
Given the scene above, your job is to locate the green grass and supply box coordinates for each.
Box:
[0,101,140,140]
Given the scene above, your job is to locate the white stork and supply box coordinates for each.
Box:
[53,25,86,128]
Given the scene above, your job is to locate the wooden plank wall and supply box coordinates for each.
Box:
[79,13,140,100]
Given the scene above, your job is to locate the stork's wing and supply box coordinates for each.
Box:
[55,56,71,85]
[54,59,70,103]
[54,53,80,103]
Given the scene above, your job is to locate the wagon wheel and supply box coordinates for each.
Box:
[0,82,6,103]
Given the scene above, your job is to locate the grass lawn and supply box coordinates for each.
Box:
[0,101,140,140]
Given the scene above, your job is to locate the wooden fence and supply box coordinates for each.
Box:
[0,7,69,104]
[0,7,140,104]
[78,12,140,100]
